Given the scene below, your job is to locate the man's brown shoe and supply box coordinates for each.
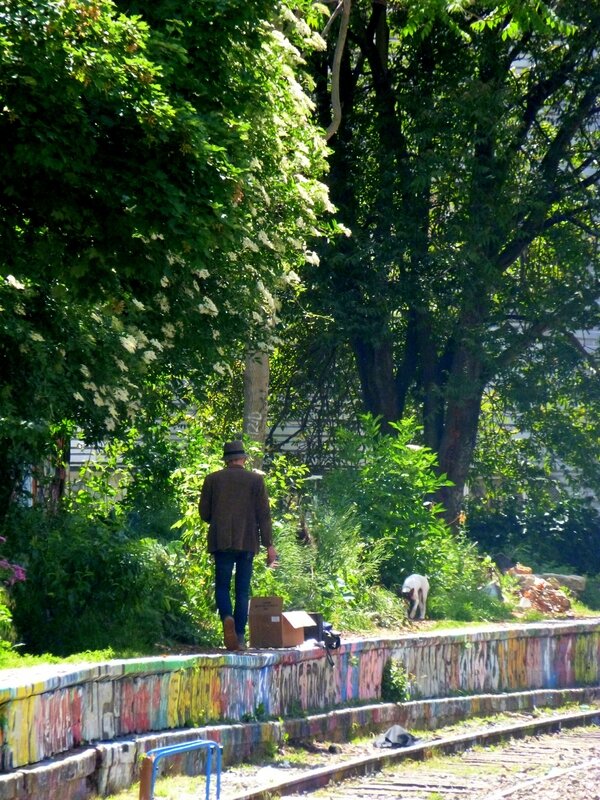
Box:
[223,616,238,651]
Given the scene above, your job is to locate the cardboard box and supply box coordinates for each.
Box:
[249,596,315,648]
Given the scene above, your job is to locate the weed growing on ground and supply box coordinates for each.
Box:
[381,658,414,703]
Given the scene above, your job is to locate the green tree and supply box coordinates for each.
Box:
[465,385,600,573]
[293,0,600,522]
[0,0,330,517]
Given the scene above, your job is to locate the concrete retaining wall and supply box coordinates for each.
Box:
[0,619,599,797]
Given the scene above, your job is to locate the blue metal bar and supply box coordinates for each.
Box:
[145,739,222,800]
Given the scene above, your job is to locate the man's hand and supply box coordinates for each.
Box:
[266,545,278,568]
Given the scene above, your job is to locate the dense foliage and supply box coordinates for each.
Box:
[1,0,597,661]
[466,391,600,574]
[318,415,502,619]
[274,0,600,522]
[0,0,331,517]
[1,408,508,657]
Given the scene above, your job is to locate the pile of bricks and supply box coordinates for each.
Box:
[508,565,572,614]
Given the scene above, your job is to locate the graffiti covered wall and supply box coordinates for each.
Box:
[0,619,599,773]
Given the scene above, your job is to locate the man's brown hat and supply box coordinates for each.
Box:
[223,440,248,461]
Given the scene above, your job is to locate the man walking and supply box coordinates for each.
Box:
[200,440,277,650]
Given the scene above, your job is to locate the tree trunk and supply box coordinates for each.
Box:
[351,335,399,431]
[434,344,486,525]
[0,441,21,523]
[243,350,269,470]
[47,436,69,509]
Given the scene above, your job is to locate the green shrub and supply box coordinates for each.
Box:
[428,584,511,622]
[174,531,222,648]
[3,506,198,655]
[381,658,414,702]
[467,496,600,575]
[580,575,600,610]
[0,411,225,657]
[0,535,26,651]
[0,588,17,648]
[320,415,492,618]
[250,501,406,630]
[466,397,600,577]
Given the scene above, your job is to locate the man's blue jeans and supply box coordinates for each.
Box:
[213,550,254,640]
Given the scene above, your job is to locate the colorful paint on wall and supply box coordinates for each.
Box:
[0,620,598,771]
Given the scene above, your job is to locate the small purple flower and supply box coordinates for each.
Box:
[11,565,26,583]
[0,544,26,586]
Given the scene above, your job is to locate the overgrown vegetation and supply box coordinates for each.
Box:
[319,416,508,621]
[1,412,515,662]
[465,393,600,588]
[381,659,414,703]
[1,0,598,667]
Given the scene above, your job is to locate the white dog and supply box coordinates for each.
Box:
[401,574,429,620]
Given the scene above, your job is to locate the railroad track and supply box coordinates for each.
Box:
[229,709,600,800]
[322,728,600,799]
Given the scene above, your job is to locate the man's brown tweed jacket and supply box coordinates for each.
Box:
[199,464,273,554]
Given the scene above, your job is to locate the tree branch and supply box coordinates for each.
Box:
[325,0,352,141]
[563,331,600,372]
[542,209,600,237]
[495,286,600,376]
[322,0,343,38]
[494,319,551,374]
[497,80,600,272]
